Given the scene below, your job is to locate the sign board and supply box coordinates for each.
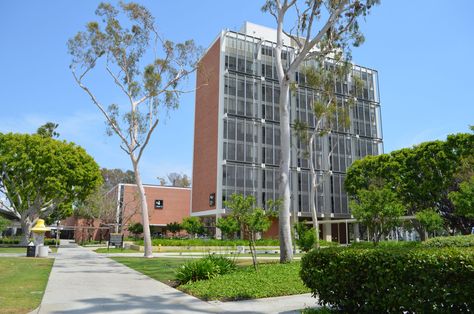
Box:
[154,199,164,209]
[109,233,124,248]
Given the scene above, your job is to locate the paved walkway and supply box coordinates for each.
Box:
[35,243,318,313]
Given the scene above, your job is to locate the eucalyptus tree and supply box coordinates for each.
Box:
[262,0,379,261]
[0,133,102,245]
[293,61,362,249]
[68,2,200,257]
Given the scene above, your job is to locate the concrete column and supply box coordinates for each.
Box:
[322,218,332,242]
[215,214,222,239]
[353,223,360,242]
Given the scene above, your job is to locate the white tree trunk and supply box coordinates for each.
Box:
[132,159,153,258]
[278,81,293,262]
[309,134,321,249]
[20,215,34,246]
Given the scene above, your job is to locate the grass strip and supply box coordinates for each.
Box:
[0,257,54,314]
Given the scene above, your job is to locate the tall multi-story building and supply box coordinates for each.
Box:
[192,22,383,242]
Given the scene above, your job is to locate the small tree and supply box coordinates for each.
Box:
[181,217,204,238]
[36,122,60,138]
[101,168,135,191]
[68,2,200,257]
[128,222,144,239]
[449,177,474,220]
[166,221,182,237]
[224,194,279,269]
[350,185,405,244]
[415,208,444,239]
[216,216,240,240]
[294,222,316,252]
[0,216,11,236]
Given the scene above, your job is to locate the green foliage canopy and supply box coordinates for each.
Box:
[215,216,240,239]
[449,177,474,219]
[415,208,444,236]
[181,217,204,238]
[350,185,405,244]
[345,132,474,234]
[166,221,182,236]
[128,222,144,238]
[0,133,102,243]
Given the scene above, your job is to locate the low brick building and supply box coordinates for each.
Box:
[64,183,191,242]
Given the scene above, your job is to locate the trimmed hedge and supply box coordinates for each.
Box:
[350,241,420,249]
[135,238,280,247]
[300,247,474,313]
[422,234,474,248]
[0,238,20,245]
[0,238,58,246]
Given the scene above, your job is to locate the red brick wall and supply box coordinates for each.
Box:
[122,184,191,228]
[192,38,221,213]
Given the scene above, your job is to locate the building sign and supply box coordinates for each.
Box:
[209,193,215,206]
[154,199,164,209]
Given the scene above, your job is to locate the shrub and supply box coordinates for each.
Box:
[422,234,474,248]
[295,223,316,252]
[176,255,236,284]
[300,247,474,312]
[44,238,59,246]
[205,254,236,274]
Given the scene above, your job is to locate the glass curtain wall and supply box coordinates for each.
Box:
[221,31,382,217]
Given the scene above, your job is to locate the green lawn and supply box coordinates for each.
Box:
[112,257,192,284]
[179,262,310,301]
[0,257,54,313]
[95,248,141,253]
[0,247,58,254]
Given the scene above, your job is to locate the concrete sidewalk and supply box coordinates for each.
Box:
[36,243,318,313]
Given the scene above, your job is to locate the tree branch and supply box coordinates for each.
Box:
[71,69,131,152]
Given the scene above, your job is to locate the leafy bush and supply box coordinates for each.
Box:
[136,238,280,247]
[294,223,316,252]
[44,238,59,246]
[301,247,474,312]
[422,234,474,248]
[205,254,236,274]
[175,255,236,284]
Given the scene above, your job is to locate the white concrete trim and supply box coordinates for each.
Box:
[118,183,191,191]
[191,208,226,217]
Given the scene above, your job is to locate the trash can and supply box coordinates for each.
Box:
[26,244,36,257]
[38,245,49,258]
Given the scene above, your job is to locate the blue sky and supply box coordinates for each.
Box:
[0,1,472,184]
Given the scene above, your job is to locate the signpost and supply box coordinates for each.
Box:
[108,233,124,252]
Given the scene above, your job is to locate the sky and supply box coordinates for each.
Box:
[0,1,472,184]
